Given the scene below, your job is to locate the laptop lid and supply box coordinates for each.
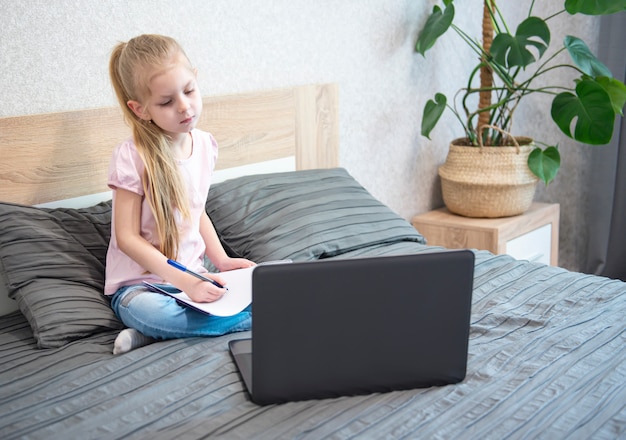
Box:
[229,250,474,405]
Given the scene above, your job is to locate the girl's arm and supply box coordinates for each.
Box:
[114,188,226,303]
[199,210,255,271]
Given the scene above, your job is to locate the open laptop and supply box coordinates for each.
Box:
[229,250,475,405]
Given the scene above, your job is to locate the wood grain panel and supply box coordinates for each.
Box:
[0,84,339,205]
[0,106,126,205]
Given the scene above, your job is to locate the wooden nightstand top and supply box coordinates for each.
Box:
[412,202,560,265]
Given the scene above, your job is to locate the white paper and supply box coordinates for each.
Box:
[143,260,292,317]
[143,267,253,317]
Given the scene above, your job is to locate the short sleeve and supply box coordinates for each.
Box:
[108,139,145,195]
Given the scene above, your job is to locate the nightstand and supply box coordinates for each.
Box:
[411,202,560,266]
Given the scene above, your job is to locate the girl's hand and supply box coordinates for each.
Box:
[183,259,255,303]
[215,257,256,272]
[184,275,228,303]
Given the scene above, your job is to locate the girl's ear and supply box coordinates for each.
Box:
[127,100,151,121]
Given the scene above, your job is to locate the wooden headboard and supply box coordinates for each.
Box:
[0,83,339,206]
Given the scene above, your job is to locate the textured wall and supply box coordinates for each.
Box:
[0,0,602,271]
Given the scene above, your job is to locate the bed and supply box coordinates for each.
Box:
[0,83,624,439]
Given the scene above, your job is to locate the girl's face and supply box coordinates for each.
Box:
[128,57,203,140]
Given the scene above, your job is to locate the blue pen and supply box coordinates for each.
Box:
[167,259,227,290]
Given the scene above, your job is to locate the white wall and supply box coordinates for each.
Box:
[0,0,602,271]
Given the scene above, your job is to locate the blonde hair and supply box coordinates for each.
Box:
[109,34,192,260]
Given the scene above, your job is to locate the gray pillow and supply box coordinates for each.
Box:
[0,201,123,348]
[206,168,425,262]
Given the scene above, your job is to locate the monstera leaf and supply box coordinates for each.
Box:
[596,76,626,116]
[490,17,550,68]
[564,0,626,15]
[415,1,455,56]
[421,93,447,139]
[528,146,561,185]
[565,36,612,78]
[551,79,615,144]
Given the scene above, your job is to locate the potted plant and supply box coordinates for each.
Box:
[416,0,626,217]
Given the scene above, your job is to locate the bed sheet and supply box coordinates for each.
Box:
[1,245,624,439]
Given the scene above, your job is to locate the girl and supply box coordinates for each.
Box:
[106,34,255,354]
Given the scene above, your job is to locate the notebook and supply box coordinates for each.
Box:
[228,250,475,405]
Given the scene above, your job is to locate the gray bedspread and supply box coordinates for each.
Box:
[1,246,624,439]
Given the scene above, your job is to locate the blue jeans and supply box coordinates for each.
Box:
[110,284,252,340]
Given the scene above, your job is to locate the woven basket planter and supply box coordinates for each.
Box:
[438,137,539,218]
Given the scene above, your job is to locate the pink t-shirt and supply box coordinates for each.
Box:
[104,129,218,295]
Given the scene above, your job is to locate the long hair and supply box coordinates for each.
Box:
[109,34,191,260]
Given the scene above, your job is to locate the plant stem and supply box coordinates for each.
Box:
[451,25,485,58]
[543,9,567,22]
